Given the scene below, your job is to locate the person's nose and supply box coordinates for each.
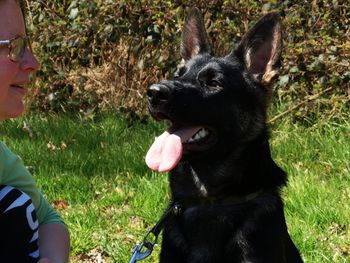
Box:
[20,47,40,72]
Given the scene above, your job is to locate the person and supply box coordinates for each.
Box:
[0,0,70,262]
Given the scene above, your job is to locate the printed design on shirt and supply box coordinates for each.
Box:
[0,185,40,260]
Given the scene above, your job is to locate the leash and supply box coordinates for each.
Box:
[128,190,263,262]
[128,202,182,263]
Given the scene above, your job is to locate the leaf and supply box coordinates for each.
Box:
[278,75,289,87]
[69,8,79,20]
[22,121,33,138]
[289,66,299,73]
[52,199,69,210]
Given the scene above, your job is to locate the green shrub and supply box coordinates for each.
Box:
[27,0,349,119]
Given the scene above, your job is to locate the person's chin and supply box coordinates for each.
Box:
[1,103,25,120]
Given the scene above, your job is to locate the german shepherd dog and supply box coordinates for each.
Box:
[145,7,303,263]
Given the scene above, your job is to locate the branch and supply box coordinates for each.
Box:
[268,86,334,124]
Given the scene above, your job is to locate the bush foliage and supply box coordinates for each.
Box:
[27,0,349,119]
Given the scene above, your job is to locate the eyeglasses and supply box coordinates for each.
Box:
[0,36,29,62]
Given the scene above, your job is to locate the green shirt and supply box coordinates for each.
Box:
[0,141,63,225]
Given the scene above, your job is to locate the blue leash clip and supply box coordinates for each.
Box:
[128,241,154,263]
[128,203,182,262]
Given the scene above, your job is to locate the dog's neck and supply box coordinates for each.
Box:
[190,165,209,197]
[170,133,286,201]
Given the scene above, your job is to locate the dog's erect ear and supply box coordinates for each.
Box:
[180,7,212,61]
[231,12,282,85]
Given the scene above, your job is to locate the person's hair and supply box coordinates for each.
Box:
[18,0,26,13]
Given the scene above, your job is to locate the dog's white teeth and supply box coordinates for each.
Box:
[199,129,208,138]
[187,138,194,143]
[187,128,209,143]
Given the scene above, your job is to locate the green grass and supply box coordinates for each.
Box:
[0,113,349,262]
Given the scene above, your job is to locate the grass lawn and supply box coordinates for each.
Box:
[1,113,349,262]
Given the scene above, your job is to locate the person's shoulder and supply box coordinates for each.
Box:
[0,141,12,155]
[0,141,17,162]
[0,141,10,176]
[0,141,7,156]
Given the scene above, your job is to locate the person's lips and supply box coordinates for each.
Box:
[10,84,27,96]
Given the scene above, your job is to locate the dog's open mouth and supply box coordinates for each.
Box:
[145,124,216,173]
[182,127,216,150]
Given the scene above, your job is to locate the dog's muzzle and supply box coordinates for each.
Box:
[147,83,172,106]
[147,83,175,120]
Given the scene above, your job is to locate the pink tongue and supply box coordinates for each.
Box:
[145,127,201,172]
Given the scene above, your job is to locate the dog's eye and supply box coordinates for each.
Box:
[207,80,221,88]
[174,67,186,79]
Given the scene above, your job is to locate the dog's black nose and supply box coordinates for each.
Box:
[147,84,172,105]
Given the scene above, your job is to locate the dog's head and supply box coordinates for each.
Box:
[146,8,282,173]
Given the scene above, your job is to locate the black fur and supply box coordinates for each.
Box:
[147,8,303,263]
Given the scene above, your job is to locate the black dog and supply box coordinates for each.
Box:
[145,7,303,263]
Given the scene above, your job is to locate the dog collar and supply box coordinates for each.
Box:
[179,190,264,209]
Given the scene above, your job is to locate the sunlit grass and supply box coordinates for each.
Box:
[1,113,349,262]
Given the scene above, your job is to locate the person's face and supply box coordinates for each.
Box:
[0,0,39,121]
